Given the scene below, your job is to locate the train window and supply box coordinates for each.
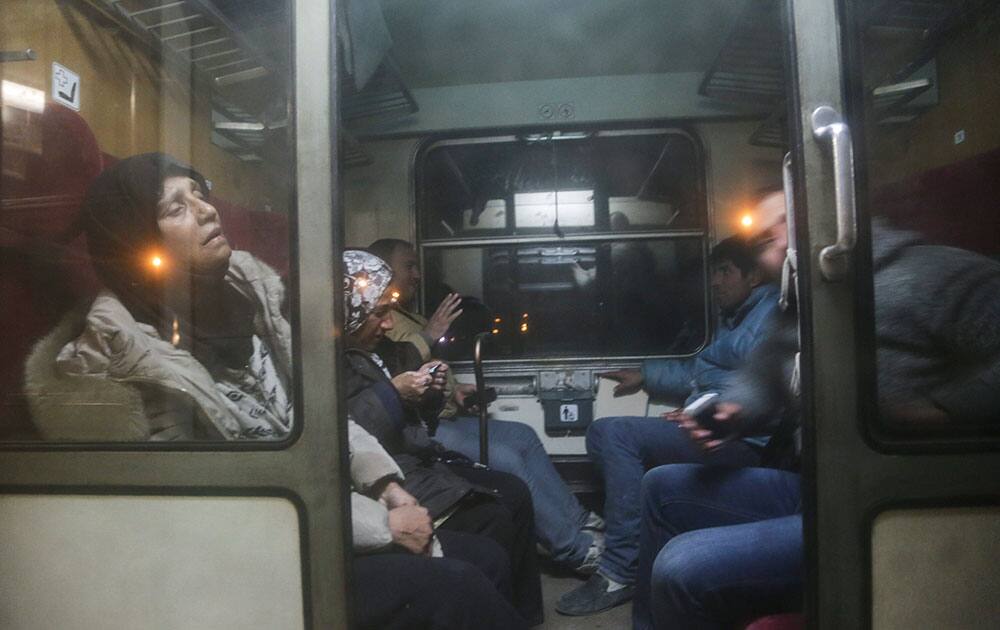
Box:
[1,0,295,444]
[848,0,1000,443]
[417,130,709,362]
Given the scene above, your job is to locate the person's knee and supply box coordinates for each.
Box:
[586,416,630,453]
[651,532,715,604]
[642,463,703,505]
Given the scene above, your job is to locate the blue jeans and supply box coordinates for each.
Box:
[434,416,592,566]
[633,464,803,630]
[587,417,761,585]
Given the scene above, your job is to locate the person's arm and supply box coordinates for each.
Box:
[348,418,403,493]
[351,492,394,553]
[925,272,1000,423]
[641,357,696,403]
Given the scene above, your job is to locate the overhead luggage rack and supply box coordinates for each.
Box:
[341,57,418,129]
[101,0,276,87]
[698,0,785,105]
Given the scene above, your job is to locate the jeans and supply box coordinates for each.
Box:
[587,417,761,585]
[633,464,803,630]
[434,416,592,566]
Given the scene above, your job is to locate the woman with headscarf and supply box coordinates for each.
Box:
[25,153,526,630]
[342,249,545,626]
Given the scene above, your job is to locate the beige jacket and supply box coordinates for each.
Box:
[24,251,402,551]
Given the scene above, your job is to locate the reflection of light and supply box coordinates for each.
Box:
[2,80,45,113]
[171,317,180,347]
[150,255,163,268]
[521,312,529,318]
[357,278,368,288]
[494,317,502,323]
[391,290,400,299]
[491,328,500,335]
[439,336,447,344]
[740,214,754,228]
[520,322,528,333]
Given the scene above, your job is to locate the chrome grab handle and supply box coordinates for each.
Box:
[473,332,490,466]
[811,106,858,281]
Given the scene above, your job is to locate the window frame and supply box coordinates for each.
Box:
[414,126,714,367]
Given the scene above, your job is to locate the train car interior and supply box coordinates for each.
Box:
[2,0,998,628]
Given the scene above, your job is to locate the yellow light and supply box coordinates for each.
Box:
[391,290,400,299]
[151,256,163,268]
[357,278,368,288]
[521,312,529,318]
[491,328,500,335]
[740,214,754,228]
[494,317,502,323]
[520,322,528,333]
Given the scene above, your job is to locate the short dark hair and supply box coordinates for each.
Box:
[710,235,756,276]
[367,238,412,264]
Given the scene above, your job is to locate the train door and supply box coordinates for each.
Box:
[791,0,1000,627]
[1,1,351,628]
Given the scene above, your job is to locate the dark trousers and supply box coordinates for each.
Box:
[354,530,525,630]
[438,465,545,626]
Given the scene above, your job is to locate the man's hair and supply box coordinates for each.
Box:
[367,238,413,264]
[710,235,756,276]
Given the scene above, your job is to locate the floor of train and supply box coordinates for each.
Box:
[539,564,630,629]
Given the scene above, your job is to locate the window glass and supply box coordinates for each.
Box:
[419,131,705,240]
[425,238,707,361]
[851,0,1000,438]
[1,0,293,443]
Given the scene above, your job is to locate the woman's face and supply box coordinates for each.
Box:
[347,294,395,351]
[156,175,231,277]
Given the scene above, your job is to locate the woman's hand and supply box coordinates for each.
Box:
[379,481,419,509]
[422,361,449,392]
[391,370,432,403]
[424,293,463,343]
[388,504,434,555]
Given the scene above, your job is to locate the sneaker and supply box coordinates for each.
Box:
[583,511,606,533]
[555,573,635,616]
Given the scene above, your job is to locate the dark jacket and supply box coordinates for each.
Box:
[344,348,490,518]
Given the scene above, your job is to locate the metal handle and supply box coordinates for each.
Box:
[473,332,490,466]
[1,49,37,63]
[811,106,857,281]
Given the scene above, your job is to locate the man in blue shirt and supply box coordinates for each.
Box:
[556,236,780,616]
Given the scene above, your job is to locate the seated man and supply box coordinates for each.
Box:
[368,238,605,574]
[635,189,1000,629]
[341,249,544,626]
[558,235,780,615]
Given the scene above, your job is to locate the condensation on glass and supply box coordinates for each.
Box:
[853,0,1000,438]
[418,130,708,361]
[1,0,293,443]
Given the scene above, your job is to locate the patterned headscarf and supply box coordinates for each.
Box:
[343,249,394,333]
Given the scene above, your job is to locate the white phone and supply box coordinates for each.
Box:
[682,392,719,417]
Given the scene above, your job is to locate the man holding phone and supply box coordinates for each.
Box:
[558,233,782,616]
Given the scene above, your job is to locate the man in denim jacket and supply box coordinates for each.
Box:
[557,235,781,616]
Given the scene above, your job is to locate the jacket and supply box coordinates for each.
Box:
[641,283,780,406]
[344,347,494,518]
[24,251,403,551]
[386,307,459,417]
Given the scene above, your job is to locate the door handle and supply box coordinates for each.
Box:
[811,106,857,281]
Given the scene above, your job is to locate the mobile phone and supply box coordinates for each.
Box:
[682,392,734,439]
[427,362,443,376]
[682,392,719,418]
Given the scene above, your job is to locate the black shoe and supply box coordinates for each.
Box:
[555,573,635,616]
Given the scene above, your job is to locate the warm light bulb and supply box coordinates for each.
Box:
[520,322,528,333]
[740,214,754,228]
[151,256,163,268]
[494,317,502,323]
[491,328,500,335]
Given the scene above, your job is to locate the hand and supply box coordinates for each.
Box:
[453,383,478,413]
[597,369,644,397]
[379,481,418,509]
[388,504,434,555]
[672,402,742,452]
[391,370,432,404]
[421,361,449,392]
[424,293,463,342]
